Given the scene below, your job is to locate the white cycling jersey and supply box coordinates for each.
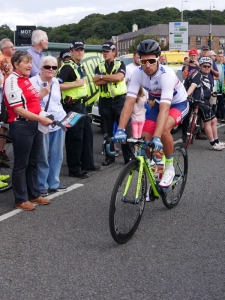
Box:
[127,64,187,105]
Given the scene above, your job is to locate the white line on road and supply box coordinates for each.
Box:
[0,183,83,222]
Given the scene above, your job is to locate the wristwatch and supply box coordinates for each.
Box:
[100,74,103,79]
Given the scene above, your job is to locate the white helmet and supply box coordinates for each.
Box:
[199,57,212,65]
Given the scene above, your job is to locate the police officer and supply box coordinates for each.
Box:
[57,40,100,178]
[93,42,133,166]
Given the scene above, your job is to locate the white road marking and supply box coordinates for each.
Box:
[0,183,83,222]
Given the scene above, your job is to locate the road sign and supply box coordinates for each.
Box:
[169,22,188,51]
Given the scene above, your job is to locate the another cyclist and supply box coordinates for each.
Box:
[186,57,224,150]
[114,39,189,188]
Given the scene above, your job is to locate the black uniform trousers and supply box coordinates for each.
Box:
[63,102,94,174]
[99,95,133,163]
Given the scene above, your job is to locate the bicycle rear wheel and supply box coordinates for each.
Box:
[109,159,147,244]
[185,113,197,149]
[162,143,188,209]
[0,134,13,192]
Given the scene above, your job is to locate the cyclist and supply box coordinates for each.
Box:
[185,57,224,150]
[114,39,189,188]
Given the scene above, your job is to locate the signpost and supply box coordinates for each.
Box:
[169,22,188,51]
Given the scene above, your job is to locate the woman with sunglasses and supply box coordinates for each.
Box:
[115,39,189,188]
[186,57,225,150]
[3,50,53,210]
[30,56,67,196]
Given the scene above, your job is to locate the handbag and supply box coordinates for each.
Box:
[0,97,8,123]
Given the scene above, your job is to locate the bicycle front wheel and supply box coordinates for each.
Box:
[109,159,147,244]
[162,143,188,209]
[0,134,13,192]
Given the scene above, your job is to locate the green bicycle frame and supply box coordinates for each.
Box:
[122,156,161,204]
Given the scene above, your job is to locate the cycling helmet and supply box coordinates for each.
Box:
[137,39,161,57]
[199,57,212,65]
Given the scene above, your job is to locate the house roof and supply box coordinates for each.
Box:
[118,24,225,40]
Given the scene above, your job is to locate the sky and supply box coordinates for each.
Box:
[0,1,224,29]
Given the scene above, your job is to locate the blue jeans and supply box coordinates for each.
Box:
[38,129,65,190]
[9,121,42,204]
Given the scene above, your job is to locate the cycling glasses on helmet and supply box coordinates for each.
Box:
[43,65,57,70]
[139,57,159,65]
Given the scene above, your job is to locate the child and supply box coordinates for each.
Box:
[131,87,148,155]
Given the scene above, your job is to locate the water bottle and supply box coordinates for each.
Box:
[148,159,158,176]
[156,155,165,179]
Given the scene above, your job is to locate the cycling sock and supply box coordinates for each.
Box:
[210,140,215,146]
[214,138,219,144]
[165,155,174,170]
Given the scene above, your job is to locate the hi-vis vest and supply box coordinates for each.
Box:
[99,59,127,98]
[57,60,88,103]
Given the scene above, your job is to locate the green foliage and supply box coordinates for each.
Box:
[0,8,225,44]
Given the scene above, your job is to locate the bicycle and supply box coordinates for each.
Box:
[0,133,13,192]
[185,99,204,149]
[185,94,220,149]
[108,137,188,244]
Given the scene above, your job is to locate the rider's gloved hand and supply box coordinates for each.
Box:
[152,136,163,151]
[114,128,127,143]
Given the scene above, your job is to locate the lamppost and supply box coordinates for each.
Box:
[181,0,188,22]
[209,1,215,50]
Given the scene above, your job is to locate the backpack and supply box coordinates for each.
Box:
[0,96,8,123]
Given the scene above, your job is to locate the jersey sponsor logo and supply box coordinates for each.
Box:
[9,92,17,100]
[159,66,166,74]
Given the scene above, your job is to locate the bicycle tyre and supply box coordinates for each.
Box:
[162,143,188,209]
[185,113,197,149]
[109,159,147,244]
[0,134,13,192]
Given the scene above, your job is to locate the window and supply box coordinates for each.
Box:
[196,37,202,46]
[160,37,166,45]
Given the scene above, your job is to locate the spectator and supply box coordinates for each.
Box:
[182,48,199,80]
[93,41,133,166]
[209,50,217,61]
[131,86,148,155]
[30,56,67,196]
[57,40,100,178]
[186,57,224,150]
[183,56,189,65]
[4,50,53,211]
[200,45,219,86]
[215,52,225,122]
[125,51,140,87]
[27,30,49,77]
[159,55,167,65]
[181,49,206,142]
[0,38,15,161]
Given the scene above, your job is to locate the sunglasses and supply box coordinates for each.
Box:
[139,57,159,65]
[201,65,211,68]
[43,65,57,70]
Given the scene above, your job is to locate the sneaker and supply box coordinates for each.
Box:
[0,174,10,181]
[50,185,67,192]
[39,189,49,197]
[210,143,223,151]
[0,180,8,189]
[218,141,225,149]
[159,167,175,188]
[196,133,207,140]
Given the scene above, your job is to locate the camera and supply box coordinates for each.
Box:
[189,59,194,63]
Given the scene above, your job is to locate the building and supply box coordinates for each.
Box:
[115,24,225,55]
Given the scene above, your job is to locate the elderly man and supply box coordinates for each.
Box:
[27,29,49,77]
